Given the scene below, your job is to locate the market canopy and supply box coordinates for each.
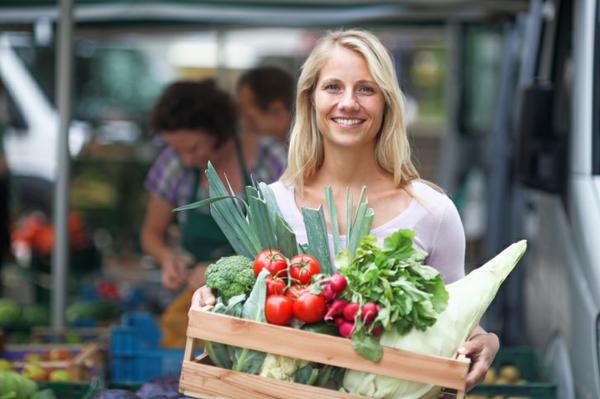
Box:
[0,0,529,28]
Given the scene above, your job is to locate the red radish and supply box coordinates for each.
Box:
[371,326,382,336]
[324,299,348,321]
[329,274,347,293]
[343,302,360,321]
[362,302,379,323]
[338,320,354,338]
[334,317,346,326]
[323,283,336,301]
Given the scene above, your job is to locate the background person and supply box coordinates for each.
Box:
[141,80,286,292]
[237,66,295,145]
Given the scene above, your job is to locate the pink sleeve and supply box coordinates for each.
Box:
[426,200,466,284]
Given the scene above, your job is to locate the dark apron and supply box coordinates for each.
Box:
[181,136,251,263]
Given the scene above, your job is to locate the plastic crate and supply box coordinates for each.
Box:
[469,346,557,399]
[109,312,185,383]
[37,382,91,399]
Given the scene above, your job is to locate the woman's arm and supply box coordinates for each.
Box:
[141,193,189,290]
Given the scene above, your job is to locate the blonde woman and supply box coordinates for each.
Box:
[194,29,498,390]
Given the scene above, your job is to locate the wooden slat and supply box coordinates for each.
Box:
[187,309,469,390]
[180,360,367,399]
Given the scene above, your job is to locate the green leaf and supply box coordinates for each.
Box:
[325,186,341,256]
[248,195,277,249]
[234,270,269,373]
[302,206,333,275]
[275,214,298,259]
[173,195,245,212]
[258,182,284,227]
[351,328,383,362]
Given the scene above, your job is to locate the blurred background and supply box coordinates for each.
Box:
[0,0,596,398]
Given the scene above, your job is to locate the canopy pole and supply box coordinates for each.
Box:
[52,0,74,329]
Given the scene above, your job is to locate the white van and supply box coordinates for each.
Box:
[508,0,598,397]
[0,33,89,210]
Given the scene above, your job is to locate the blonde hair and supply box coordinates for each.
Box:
[281,29,420,188]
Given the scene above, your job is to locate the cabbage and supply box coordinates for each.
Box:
[342,240,527,398]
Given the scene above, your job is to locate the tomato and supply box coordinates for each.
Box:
[293,292,326,323]
[289,254,320,285]
[265,295,294,325]
[266,275,286,296]
[253,249,288,277]
[284,284,308,301]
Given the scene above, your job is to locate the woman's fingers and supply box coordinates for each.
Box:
[457,333,499,391]
[190,286,216,309]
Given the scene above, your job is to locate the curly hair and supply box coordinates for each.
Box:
[150,80,237,148]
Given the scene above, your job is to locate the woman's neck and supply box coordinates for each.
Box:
[310,142,388,191]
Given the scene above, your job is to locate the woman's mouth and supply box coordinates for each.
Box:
[332,117,365,128]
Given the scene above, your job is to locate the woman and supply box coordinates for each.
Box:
[193,31,498,390]
[141,80,286,291]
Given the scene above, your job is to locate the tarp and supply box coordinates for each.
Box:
[0,1,529,27]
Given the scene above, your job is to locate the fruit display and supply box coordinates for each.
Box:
[0,342,103,382]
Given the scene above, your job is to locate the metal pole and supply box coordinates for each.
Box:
[52,0,74,328]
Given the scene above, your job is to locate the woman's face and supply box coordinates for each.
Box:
[313,45,385,150]
[163,129,221,169]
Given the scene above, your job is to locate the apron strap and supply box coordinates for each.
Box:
[234,134,252,187]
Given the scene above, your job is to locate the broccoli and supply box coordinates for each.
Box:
[205,255,256,301]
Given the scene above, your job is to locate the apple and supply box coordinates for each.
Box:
[47,348,72,361]
[49,369,72,382]
[23,353,44,362]
[0,358,13,371]
[21,363,48,381]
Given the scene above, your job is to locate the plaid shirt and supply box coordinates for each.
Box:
[145,136,287,223]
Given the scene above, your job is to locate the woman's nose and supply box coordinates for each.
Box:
[338,91,360,112]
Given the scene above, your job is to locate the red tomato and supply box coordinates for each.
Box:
[293,292,326,323]
[265,295,294,325]
[284,284,308,301]
[253,249,288,277]
[289,254,320,285]
[266,275,286,296]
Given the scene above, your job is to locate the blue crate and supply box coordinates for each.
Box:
[109,312,187,383]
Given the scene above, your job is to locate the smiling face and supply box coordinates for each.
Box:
[163,129,222,169]
[313,45,386,150]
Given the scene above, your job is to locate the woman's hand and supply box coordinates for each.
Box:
[457,330,500,391]
[190,285,216,310]
[160,253,190,290]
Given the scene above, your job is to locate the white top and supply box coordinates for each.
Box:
[269,180,465,283]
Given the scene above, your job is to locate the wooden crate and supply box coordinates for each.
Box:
[180,308,470,399]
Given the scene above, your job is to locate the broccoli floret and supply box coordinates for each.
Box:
[205,255,256,301]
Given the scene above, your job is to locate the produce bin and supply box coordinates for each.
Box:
[109,312,185,383]
[470,346,557,399]
[37,382,91,399]
[0,342,103,380]
[179,307,472,399]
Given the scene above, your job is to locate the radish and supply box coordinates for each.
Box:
[362,302,379,324]
[343,302,360,321]
[325,299,348,321]
[329,274,347,294]
[338,320,354,338]
[323,283,336,301]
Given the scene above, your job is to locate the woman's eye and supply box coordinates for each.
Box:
[324,83,340,92]
[358,86,375,94]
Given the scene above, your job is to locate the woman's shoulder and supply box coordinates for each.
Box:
[409,179,455,212]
